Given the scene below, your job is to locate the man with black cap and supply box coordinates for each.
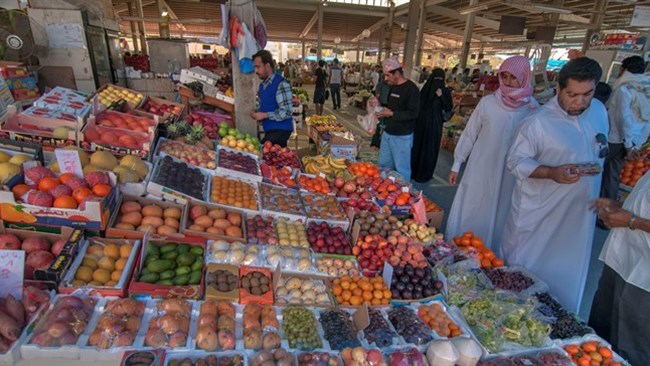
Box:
[375,58,420,181]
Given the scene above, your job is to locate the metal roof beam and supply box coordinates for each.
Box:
[255,0,388,17]
[426,4,500,30]
[299,11,319,38]
[395,16,496,42]
[161,0,187,32]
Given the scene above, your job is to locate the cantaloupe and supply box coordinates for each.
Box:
[90,151,118,170]
[113,165,139,183]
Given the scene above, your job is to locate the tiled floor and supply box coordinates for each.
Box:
[294,83,607,320]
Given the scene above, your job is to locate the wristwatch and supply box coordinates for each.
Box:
[629,214,637,230]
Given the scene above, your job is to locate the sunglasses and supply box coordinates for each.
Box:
[595,133,608,159]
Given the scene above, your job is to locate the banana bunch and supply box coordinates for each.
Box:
[225,87,234,98]
[302,155,348,175]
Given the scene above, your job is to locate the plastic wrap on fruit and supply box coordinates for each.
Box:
[535,350,573,366]
[319,309,360,351]
[364,308,398,348]
[511,354,544,366]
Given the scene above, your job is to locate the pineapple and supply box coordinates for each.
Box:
[166,122,180,138]
[184,124,205,145]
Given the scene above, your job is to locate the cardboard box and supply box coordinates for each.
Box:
[105,194,189,240]
[0,138,44,188]
[120,349,166,366]
[0,223,78,289]
[181,202,247,243]
[205,262,239,301]
[128,236,207,299]
[89,83,145,112]
[80,111,157,159]
[6,75,38,90]
[147,156,211,204]
[134,95,186,122]
[239,265,274,305]
[427,210,444,230]
[0,64,28,79]
[58,237,141,297]
[0,181,118,230]
[180,67,219,86]
[0,105,82,150]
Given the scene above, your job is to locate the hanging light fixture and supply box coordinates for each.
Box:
[334,37,341,44]
[362,29,371,38]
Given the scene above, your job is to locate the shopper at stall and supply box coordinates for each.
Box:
[328,58,343,110]
[375,58,420,181]
[313,60,328,116]
[371,64,380,90]
[501,57,608,313]
[411,68,453,183]
[446,66,459,83]
[250,50,293,147]
[601,56,650,202]
[371,69,390,149]
[446,55,537,251]
[589,175,650,366]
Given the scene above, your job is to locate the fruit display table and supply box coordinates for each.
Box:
[178,85,235,127]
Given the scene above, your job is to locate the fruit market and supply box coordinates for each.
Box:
[0,0,648,365]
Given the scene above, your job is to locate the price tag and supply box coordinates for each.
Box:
[388,176,395,182]
[55,148,83,177]
[401,186,410,193]
[0,250,25,300]
[318,172,326,179]
[382,262,393,290]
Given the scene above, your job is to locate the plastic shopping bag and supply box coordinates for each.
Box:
[357,96,380,134]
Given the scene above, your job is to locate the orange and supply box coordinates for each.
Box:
[462,231,474,239]
[491,258,504,267]
[598,347,613,359]
[373,290,384,299]
[59,173,76,185]
[362,291,373,301]
[38,177,60,192]
[11,184,31,200]
[92,184,112,197]
[332,286,342,296]
[72,187,93,204]
[480,259,493,268]
[341,290,352,301]
[349,295,362,306]
[53,195,77,209]
[370,298,382,305]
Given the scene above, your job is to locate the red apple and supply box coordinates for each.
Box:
[0,234,21,250]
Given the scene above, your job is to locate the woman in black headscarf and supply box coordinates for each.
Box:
[411,68,453,183]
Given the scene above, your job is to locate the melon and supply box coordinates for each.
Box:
[0,162,21,184]
[113,166,139,183]
[90,151,118,170]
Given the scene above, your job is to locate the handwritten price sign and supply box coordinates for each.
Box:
[0,250,25,300]
[55,148,83,177]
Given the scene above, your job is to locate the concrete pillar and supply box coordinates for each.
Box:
[402,0,421,79]
[301,40,306,62]
[356,44,361,62]
[135,0,147,55]
[459,0,477,69]
[157,0,170,38]
[581,0,608,53]
[383,0,395,62]
[377,26,384,63]
[317,2,323,60]
[524,44,531,58]
[127,2,139,53]
[231,0,259,136]
[414,0,426,67]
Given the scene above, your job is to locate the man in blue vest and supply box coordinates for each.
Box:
[250,50,294,147]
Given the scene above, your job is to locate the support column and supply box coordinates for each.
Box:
[127,2,139,53]
[414,0,426,67]
[317,2,323,61]
[356,43,361,63]
[383,0,395,61]
[377,26,384,63]
[157,0,170,38]
[301,40,306,62]
[581,0,608,53]
[538,0,563,72]
[231,0,259,136]
[459,0,477,69]
[402,0,421,79]
[135,0,147,55]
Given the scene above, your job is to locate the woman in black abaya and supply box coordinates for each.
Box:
[411,68,453,183]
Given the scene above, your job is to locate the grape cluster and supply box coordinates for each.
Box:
[483,268,534,292]
[387,306,433,345]
[363,308,397,347]
[535,292,592,339]
[319,310,360,351]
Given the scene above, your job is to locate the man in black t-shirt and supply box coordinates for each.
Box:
[313,60,327,115]
[375,58,420,181]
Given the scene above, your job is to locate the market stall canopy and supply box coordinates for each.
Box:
[112,0,642,50]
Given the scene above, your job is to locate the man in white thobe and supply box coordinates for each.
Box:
[501,57,609,313]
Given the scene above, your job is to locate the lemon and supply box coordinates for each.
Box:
[75,266,94,282]
[92,269,111,284]
[98,257,115,272]
[82,256,98,270]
